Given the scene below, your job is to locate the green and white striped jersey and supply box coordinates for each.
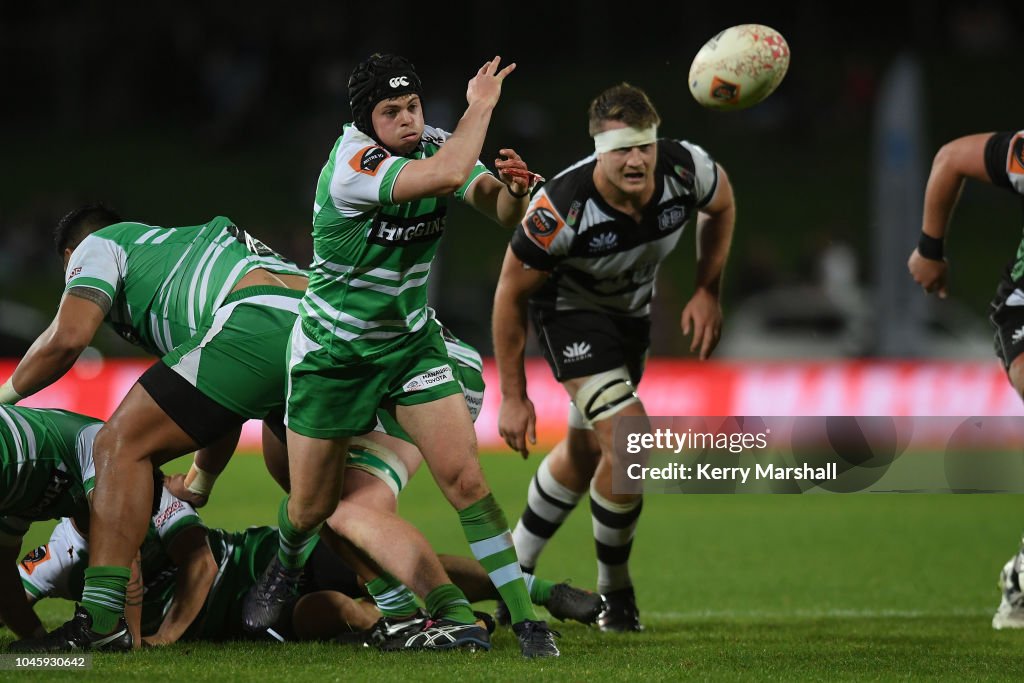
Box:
[65,216,303,356]
[18,506,279,641]
[0,406,100,543]
[16,489,221,638]
[302,123,492,355]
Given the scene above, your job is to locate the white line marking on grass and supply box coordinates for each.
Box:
[646,607,992,620]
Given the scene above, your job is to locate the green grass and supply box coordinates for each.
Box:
[6,451,1024,680]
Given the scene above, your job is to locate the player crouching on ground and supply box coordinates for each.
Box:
[10,479,598,647]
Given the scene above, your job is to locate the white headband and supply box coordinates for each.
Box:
[592,125,658,153]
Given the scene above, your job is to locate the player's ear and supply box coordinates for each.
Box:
[63,247,74,270]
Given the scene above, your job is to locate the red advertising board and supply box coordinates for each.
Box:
[3,358,1019,450]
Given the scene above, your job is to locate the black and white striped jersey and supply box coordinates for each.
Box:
[510,138,718,317]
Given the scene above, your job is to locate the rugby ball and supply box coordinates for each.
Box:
[688,24,790,111]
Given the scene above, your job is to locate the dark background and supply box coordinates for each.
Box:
[2,1,1023,357]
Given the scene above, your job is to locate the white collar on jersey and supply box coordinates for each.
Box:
[593,125,658,154]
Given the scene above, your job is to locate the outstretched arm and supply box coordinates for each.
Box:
[908,133,994,298]
[1,291,106,403]
[682,164,736,360]
[390,57,516,204]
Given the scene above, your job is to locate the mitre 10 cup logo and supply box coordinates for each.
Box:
[529,208,560,237]
[523,194,566,250]
[20,545,50,575]
[350,146,390,176]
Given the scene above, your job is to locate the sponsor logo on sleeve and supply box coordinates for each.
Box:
[523,194,566,251]
[20,545,51,575]
[673,164,695,186]
[566,200,582,227]
[349,145,390,176]
[68,266,83,280]
[402,365,456,393]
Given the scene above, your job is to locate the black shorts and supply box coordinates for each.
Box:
[531,306,649,382]
[990,265,1024,371]
[138,361,247,447]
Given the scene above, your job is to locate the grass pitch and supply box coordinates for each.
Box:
[6,451,1024,681]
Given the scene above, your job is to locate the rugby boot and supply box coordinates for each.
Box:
[512,619,560,658]
[9,604,132,652]
[242,556,301,633]
[597,586,643,632]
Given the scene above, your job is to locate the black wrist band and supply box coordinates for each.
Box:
[917,232,944,261]
[506,184,531,199]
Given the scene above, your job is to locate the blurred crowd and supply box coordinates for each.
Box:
[2,1,1022,358]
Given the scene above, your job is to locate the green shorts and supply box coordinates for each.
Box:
[286,319,463,439]
[162,286,301,419]
[374,354,484,444]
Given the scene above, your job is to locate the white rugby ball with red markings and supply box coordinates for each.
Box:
[688,24,790,111]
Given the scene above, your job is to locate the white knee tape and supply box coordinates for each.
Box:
[571,367,639,424]
[567,401,594,430]
[346,437,410,498]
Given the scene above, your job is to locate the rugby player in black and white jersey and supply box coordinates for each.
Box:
[907,129,1024,630]
[493,83,736,631]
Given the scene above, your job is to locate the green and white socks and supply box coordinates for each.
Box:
[459,493,538,624]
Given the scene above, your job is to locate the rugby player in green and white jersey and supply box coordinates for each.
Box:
[247,310,601,643]
[0,405,152,648]
[243,53,559,658]
[0,206,307,651]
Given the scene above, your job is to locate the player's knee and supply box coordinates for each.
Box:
[572,366,641,425]
[438,463,488,507]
